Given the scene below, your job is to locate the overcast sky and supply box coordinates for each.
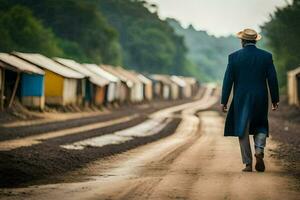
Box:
[147,0,291,36]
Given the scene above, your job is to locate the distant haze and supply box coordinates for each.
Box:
[147,0,291,37]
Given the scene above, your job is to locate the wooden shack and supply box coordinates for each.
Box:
[177,76,195,98]
[13,52,84,106]
[287,67,300,107]
[184,77,198,96]
[150,74,177,100]
[137,73,153,101]
[146,75,162,99]
[84,64,119,105]
[115,67,144,103]
[101,65,132,104]
[98,65,122,104]
[127,70,153,101]
[0,53,45,110]
[171,75,187,99]
[54,58,109,106]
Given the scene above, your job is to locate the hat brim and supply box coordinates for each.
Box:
[236,31,262,41]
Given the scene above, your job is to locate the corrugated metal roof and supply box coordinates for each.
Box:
[13,52,84,79]
[101,65,126,81]
[115,67,141,84]
[180,76,197,85]
[137,73,152,85]
[84,64,119,83]
[83,64,110,83]
[150,74,174,85]
[98,65,120,82]
[101,65,133,87]
[89,75,109,86]
[55,58,109,86]
[54,57,92,77]
[0,53,44,75]
[171,75,187,87]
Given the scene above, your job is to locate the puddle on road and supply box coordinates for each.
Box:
[61,118,171,150]
[60,89,220,151]
[62,134,133,150]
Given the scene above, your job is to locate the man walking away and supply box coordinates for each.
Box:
[221,28,279,172]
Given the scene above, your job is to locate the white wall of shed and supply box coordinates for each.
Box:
[63,78,77,105]
[163,85,170,100]
[106,83,116,102]
[171,84,179,100]
[184,85,192,98]
[131,83,143,102]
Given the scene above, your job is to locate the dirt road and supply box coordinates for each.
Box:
[0,86,299,200]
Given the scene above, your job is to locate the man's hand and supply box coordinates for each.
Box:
[221,104,228,113]
[272,102,279,111]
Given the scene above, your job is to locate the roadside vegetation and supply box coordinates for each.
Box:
[261,0,300,90]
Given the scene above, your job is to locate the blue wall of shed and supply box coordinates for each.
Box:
[21,73,44,97]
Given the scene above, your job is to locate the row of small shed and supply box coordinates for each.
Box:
[0,52,199,110]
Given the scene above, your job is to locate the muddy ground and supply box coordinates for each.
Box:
[0,90,299,193]
[212,97,300,185]
[0,98,195,188]
[0,95,298,200]
[0,99,189,141]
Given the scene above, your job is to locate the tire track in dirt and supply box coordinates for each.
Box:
[107,117,202,200]
[59,88,218,199]
[0,99,190,141]
[0,86,222,198]
[0,118,181,188]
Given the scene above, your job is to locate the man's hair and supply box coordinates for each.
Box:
[242,39,257,46]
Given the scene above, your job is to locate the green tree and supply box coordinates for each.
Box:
[0,5,63,57]
[10,0,122,65]
[96,0,192,76]
[261,0,300,89]
[168,18,241,82]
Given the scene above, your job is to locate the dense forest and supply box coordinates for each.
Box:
[0,0,124,65]
[0,0,198,79]
[261,0,300,89]
[0,0,299,86]
[168,19,240,82]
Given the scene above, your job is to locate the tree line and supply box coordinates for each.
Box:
[261,0,300,89]
[0,0,298,87]
[168,18,241,82]
[0,0,196,79]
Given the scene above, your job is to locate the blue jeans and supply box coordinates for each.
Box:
[238,124,267,164]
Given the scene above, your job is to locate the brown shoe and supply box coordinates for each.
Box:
[255,153,265,172]
[242,164,252,172]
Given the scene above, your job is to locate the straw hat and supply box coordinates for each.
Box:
[236,28,262,41]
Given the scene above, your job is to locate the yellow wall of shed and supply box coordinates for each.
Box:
[44,70,63,97]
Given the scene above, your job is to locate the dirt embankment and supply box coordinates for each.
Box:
[268,97,300,182]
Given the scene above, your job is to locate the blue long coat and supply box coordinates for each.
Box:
[221,44,279,137]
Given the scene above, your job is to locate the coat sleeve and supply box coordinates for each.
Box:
[221,55,234,105]
[266,54,279,103]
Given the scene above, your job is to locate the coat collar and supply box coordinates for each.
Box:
[243,43,257,49]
